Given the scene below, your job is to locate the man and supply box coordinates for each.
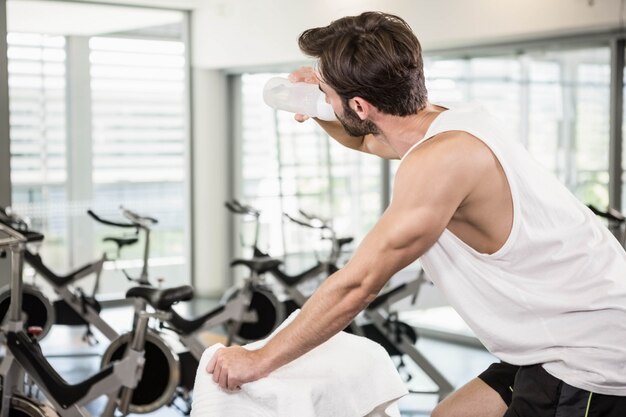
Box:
[208,12,626,416]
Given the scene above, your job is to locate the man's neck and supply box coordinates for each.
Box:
[372,102,447,157]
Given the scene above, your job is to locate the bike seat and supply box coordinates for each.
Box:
[169,306,226,335]
[230,257,283,274]
[7,331,115,409]
[337,237,354,247]
[103,236,139,248]
[126,285,194,311]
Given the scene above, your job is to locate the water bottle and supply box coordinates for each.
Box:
[262,77,337,121]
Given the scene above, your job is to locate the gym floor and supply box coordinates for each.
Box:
[36,297,496,417]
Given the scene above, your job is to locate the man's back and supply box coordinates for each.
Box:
[404,103,626,395]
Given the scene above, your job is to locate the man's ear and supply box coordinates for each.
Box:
[348,97,372,120]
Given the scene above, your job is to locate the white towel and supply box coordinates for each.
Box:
[191,311,407,417]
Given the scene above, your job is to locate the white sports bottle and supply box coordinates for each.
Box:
[263,77,337,121]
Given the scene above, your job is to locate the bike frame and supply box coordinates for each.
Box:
[0,223,147,417]
[0,208,118,341]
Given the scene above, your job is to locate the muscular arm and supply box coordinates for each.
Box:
[255,132,485,372]
[207,133,492,390]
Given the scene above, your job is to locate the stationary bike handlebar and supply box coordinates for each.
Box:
[227,201,332,233]
[88,207,157,230]
[283,212,336,239]
[0,207,45,245]
[121,207,159,228]
[225,199,353,262]
[282,211,353,264]
[225,200,260,217]
[587,204,625,224]
[0,221,27,247]
[0,206,29,232]
[298,209,331,228]
[87,210,138,229]
[283,213,322,230]
[88,207,156,285]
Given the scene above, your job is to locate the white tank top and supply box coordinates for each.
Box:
[400,103,626,395]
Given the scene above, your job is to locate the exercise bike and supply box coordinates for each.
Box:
[225,200,353,313]
[0,207,136,343]
[0,218,194,416]
[100,254,284,415]
[87,207,159,286]
[96,204,285,414]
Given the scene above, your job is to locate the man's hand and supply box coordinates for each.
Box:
[288,66,318,84]
[206,345,270,391]
[288,66,319,123]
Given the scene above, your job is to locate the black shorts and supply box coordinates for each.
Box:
[478,362,626,417]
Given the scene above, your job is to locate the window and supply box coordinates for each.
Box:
[238,74,381,264]
[8,22,190,293]
[390,47,611,208]
[8,33,68,270]
[90,36,188,286]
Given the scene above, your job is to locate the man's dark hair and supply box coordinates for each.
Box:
[298,11,427,116]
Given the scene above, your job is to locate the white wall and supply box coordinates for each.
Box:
[6,1,183,36]
[192,0,625,69]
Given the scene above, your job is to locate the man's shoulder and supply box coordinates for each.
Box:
[395,131,493,199]
[403,130,494,170]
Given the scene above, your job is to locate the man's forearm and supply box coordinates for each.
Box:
[256,268,368,373]
[253,203,439,376]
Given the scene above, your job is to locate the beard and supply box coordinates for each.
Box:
[337,101,380,137]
